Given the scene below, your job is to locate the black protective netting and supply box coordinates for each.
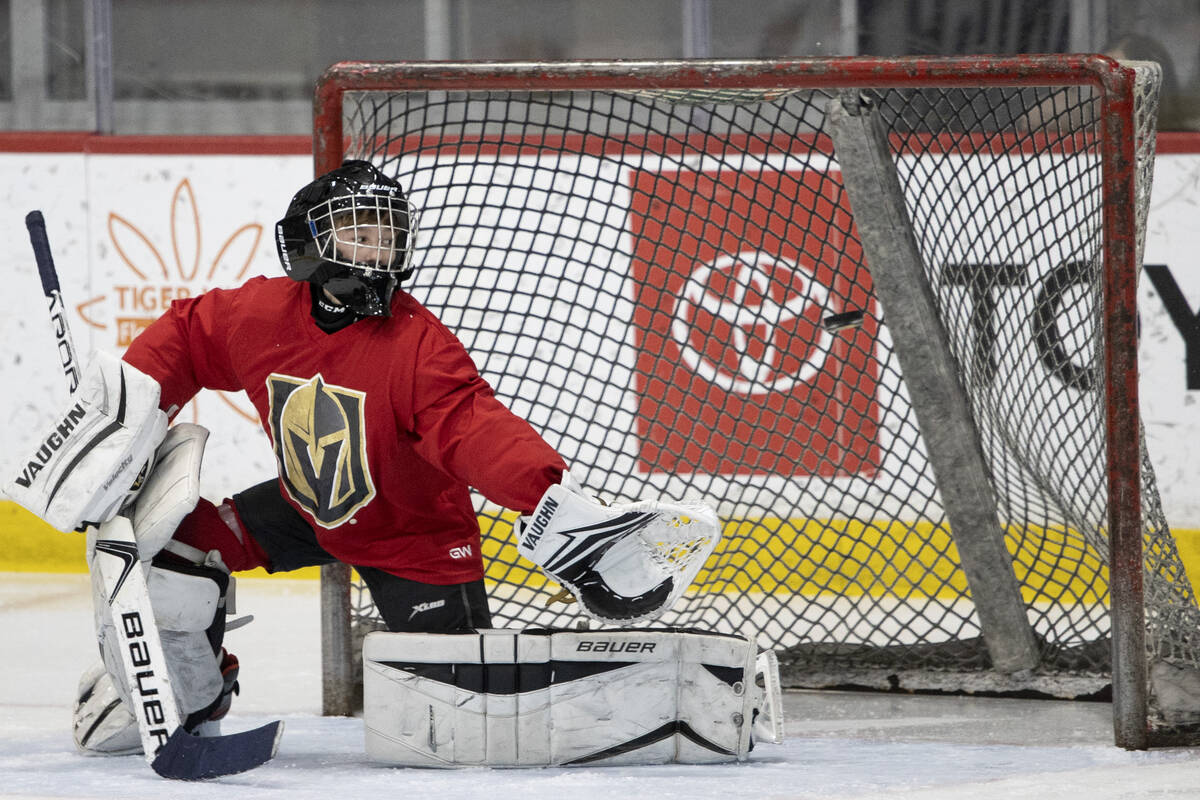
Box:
[328,68,1200,720]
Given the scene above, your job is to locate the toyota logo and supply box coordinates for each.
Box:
[671,251,834,395]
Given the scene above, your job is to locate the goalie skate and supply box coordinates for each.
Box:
[753,650,784,745]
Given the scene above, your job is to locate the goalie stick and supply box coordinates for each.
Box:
[25,210,283,780]
[26,211,82,394]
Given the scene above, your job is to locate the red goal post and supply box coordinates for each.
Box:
[308,56,1188,749]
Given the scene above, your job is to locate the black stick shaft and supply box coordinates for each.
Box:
[25,211,82,394]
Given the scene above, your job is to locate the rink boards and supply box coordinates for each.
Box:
[7,499,1188,616]
[0,144,1198,601]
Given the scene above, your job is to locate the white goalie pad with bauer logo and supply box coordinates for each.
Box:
[2,351,167,532]
[363,628,782,767]
[516,477,721,625]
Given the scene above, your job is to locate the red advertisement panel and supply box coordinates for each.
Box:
[630,167,880,476]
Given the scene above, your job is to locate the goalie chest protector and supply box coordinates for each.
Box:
[363,628,759,767]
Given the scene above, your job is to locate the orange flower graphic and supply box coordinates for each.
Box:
[78,178,264,424]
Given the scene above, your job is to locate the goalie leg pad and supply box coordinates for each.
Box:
[363,628,772,767]
[85,539,229,732]
[2,351,167,531]
[77,418,236,754]
[124,423,209,560]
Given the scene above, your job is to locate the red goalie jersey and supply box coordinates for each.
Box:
[123,275,566,584]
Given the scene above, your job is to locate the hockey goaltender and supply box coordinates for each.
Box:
[3,160,781,768]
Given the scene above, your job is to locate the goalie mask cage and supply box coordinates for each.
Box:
[311,56,1200,749]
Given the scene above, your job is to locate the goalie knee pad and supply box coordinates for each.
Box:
[124,423,208,560]
[363,628,781,767]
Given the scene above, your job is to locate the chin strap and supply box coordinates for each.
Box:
[309,283,364,332]
[318,269,396,317]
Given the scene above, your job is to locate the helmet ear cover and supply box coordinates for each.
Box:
[275,213,324,282]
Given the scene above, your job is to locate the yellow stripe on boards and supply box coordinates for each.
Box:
[4,500,1199,605]
[0,502,84,573]
[689,518,1112,603]
[0,501,321,578]
[479,513,1122,603]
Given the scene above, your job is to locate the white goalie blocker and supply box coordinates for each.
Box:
[363,628,783,767]
[516,475,721,625]
[1,351,167,532]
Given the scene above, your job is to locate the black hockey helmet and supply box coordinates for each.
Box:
[275,160,417,317]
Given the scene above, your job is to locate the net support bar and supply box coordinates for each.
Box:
[1102,64,1149,750]
[827,92,1040,674]
[321,562,355,716]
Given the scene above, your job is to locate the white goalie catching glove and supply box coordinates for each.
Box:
[516,473,721,625]
[2,351,167,532]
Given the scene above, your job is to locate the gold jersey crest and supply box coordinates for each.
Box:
[266,373,375,527]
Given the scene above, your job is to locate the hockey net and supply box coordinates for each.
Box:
[312,57,1200,747]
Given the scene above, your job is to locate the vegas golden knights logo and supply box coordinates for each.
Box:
[267,373,374,527]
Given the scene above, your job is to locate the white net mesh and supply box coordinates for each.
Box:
[317,58,1199,739]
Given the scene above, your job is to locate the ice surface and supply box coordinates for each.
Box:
[5,573,1200,799]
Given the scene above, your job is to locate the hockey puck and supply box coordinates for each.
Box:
[822,309,866,332]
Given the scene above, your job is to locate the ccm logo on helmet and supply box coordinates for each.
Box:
[576,640,657,653]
